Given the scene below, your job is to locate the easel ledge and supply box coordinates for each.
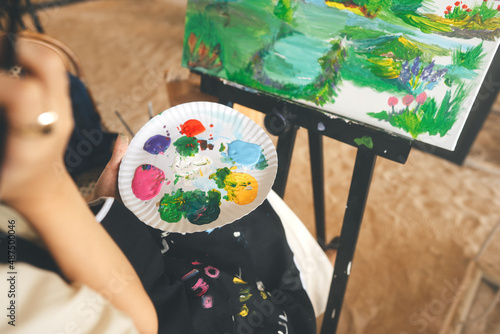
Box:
[199,73,413,164]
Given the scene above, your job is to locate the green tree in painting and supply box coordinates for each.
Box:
[183,13,223,72]
[274,0,294,23]
[303,40,347,106]
[390,0,425,13]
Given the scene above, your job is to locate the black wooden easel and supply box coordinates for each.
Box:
[199,73,413,333]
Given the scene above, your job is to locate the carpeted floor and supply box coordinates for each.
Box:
[32,1,500,333]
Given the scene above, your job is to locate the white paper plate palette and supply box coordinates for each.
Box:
[118,102,278,233]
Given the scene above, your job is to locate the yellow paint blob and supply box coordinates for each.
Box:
[239,304,249,317]
[233,277,247,285]
[224,173,258,205]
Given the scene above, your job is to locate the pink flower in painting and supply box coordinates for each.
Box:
[416,92,427,104]
[388,96,398,106]
[444,10,449,14]
[402,94,414,106]
[454,1,460,6]
[446,5,452,11]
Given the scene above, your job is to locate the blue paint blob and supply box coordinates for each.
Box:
[227,140,262,167]
[144,135,171,155]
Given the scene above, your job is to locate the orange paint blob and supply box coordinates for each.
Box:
[180,119,206,137]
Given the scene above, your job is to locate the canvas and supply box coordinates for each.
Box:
[182,0,500,151]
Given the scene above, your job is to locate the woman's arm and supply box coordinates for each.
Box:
[0,39,157,334]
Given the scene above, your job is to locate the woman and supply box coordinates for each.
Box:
[0,37,157,334]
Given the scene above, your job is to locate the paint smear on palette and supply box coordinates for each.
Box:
[210,167,258,205]
[227,140,269,170]
[180,119,206,137]
[132,164,166,201]
[158,189,221,225]
[198,139,214,151]
[173,154,213,184]
[143,135,171,155]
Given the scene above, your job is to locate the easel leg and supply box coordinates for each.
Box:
[308,131,326,248]
[273,125,299,197]
[320,148,377,334]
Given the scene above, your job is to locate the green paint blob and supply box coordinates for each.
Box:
[158,188,222,225]
[173,136,199,157]
[354,136,374,149]
[219,143,226,152]
[185,189,221,225]
[158,189,185,223]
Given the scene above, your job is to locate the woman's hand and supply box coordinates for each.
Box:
[88,133,129,202]
[0,38,73,208]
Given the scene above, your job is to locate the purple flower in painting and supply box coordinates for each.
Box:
[420,60,435,81]
[398,61,411,84]
[427,68,448,90]
[429,68,448,83]
[411,56,420,76]
[402,94,414,106]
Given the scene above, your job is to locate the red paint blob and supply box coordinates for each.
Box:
[180,119,206,137]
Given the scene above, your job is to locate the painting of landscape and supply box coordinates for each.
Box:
[182,0,500,150]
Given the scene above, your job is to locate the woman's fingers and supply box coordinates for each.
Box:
[16,40,68,94]
[0,39,71,132]
[89,134,129,201]
[109,133,129,169]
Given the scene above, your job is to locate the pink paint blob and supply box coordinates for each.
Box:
[131,164,165,201]
[202,295,213,309]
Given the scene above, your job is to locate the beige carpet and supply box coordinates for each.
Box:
[34,1,500,333]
